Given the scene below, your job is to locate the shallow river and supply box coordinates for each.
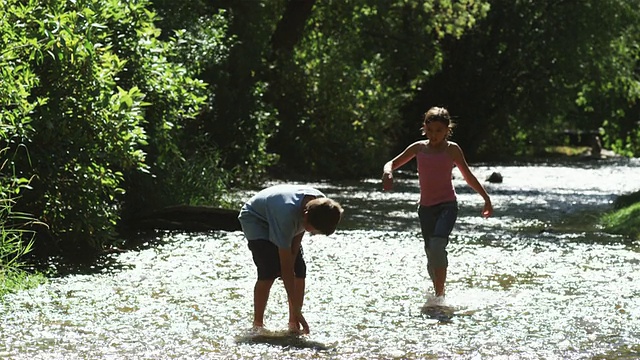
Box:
[2,158,640,359]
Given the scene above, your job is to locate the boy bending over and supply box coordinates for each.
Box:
[238,184,344,334]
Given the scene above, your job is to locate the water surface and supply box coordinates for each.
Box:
[2,158,640,359]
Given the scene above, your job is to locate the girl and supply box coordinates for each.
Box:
[382,107,492,300]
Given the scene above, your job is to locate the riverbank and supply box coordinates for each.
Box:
[540,147,640,241]
[601,190,640,241]
[0,269,45,298]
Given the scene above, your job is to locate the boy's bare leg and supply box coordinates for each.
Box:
[288,278,305,331]
[433,267,447,297]
[254,279,275,327]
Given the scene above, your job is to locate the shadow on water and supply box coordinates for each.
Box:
[420,306,455,324]
[235,330,335,351]
[24,229,186,277]
[420,304,477,324]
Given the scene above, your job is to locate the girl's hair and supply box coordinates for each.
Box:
[422,106,456,138]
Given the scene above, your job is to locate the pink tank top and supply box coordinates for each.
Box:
[416,150,456,206]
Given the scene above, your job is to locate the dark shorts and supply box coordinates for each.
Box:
[418,201,458,239]
[247,239,307,280]
[418,201,458,268]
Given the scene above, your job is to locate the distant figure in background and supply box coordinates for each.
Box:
[590,134,602,158]
[238,184,343,334]
[382,107,493,303]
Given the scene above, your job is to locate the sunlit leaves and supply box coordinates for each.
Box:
[267,0,490,177]
[0,0,207,251]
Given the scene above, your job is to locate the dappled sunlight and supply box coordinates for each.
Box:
[1,160,640,359]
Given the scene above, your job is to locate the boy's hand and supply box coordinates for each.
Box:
[382,172,393,191]
[289,312,310,334]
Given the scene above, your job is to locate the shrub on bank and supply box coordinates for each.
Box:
[1,0,209,257]
[601,190,640,240]
[0,266,45,299]
[0,149,45,297]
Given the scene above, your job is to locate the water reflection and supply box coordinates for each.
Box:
[1,159,640,359]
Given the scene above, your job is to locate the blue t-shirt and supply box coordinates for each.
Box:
[238,184,325,248]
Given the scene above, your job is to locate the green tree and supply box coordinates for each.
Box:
[267,0,490,178]
[149,0,491,180]
[150,0,281,186]
[576,1,640,157]
[1,0,207,255]
[406,0,640,159]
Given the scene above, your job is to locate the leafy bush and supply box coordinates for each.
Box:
[0,0,208,254]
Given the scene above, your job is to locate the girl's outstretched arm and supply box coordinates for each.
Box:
[382,141,422,191]
[449,143,493,217]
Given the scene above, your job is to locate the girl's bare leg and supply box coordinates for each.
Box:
[433,267,447,297]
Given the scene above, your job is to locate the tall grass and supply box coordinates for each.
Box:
[601,201,640,241]
[0,150,45,298]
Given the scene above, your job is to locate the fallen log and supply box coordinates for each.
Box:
[131,205,241,232]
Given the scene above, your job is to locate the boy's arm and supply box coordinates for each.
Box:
[291,232,304,256]
[278,244,309,332]
[278,248,298,304]
[278,231,304,308]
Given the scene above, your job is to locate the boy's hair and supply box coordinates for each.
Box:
[422,106,456,138]
[305,198,344,235]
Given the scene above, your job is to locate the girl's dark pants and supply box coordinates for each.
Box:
[418,201,458,282]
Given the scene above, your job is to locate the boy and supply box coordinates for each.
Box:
[238,184,344,334]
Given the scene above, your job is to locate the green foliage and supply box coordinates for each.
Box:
[1,0,153,250]
[202,3,280,185]
[403,0,640,160]
[0,267,45,299]
[2,0,640,265]
[574,1,640,157]
[0,200,36,275]
[601,119,639,157]
[150,0,640,183]
[150,1,279,186]
[1,0,208,253]
[268,0,490,178]
[0,148,44,297]
[157,142,233,207]
[109,4,218,215]
[601,202,640,241]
